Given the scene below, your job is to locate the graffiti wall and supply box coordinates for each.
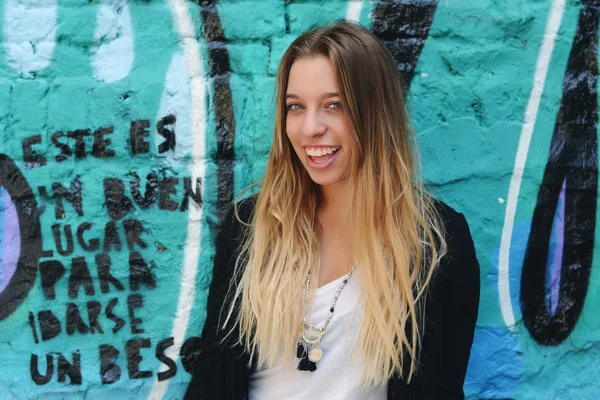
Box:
[0,0,598,399]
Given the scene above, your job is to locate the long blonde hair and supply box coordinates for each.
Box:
[228,21,446,386]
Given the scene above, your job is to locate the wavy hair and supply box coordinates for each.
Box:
[227,20,446,386]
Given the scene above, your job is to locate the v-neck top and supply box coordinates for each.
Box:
[248,268,387,399]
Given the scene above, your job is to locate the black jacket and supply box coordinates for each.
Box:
[185,196,480,399]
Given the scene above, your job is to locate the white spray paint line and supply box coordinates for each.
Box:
[498,0,565,330]
[346,0,364,22]
[148,0,206,399]
[91,0,135,83]
[3,0,57,75]
[155,51,192,166]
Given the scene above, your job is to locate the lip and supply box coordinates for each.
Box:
[305,147,341,170]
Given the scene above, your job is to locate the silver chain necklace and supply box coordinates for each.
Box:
[297,265,357,371]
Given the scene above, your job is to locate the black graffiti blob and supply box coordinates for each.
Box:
[520,1,599,346]
[0,154,42,320]
[199,0,236,224]
[371,0,440,88]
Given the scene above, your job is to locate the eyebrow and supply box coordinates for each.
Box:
[285,92,340,101]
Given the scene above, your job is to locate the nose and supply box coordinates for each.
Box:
[301,108,326,137]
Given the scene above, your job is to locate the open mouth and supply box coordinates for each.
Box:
[305,146,340,164]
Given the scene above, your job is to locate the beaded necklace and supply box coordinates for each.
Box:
[297,265,357,371]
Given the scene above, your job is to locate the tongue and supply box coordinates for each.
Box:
[311,153,333,164]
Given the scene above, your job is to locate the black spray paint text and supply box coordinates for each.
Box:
[21,116,176,169]
[37,172,203,225]
[30,335,202,385]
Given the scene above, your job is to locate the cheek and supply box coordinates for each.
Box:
[333,120,352,146]
[285,116,302,144]
[335,122,354,166]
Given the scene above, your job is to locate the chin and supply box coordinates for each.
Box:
[307,173,343,187]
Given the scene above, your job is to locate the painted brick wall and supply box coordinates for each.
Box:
[0,0,598,399]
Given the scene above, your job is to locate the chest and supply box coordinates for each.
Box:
[316,226,353,287]
[249,273,387,400]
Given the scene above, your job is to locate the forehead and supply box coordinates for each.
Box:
[287,55,339,96]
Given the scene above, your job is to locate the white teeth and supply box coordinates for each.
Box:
[305,147,340,157]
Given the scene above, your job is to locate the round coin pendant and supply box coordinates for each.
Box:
[308,347,323,362]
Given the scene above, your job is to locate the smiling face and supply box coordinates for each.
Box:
[285,55,352,190]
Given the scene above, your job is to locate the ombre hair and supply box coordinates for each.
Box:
[227,20,446,386]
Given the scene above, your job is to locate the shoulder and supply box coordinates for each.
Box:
[219,194,258,237]
[234,193,258,224]
[213,194,258,263]
[430,198,468,239]
[430,198,477,258]
[429,198,480,296]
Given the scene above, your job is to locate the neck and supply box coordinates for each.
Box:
[317,182,346,224]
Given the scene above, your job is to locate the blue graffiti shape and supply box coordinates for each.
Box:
[464,327,523,399]
[0,154,42,320]
[371,0,439,88]
[200,1,236,223]
[521,1,598,345]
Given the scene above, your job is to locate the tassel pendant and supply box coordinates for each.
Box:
[297,355,317,371]
[296,342,318,371]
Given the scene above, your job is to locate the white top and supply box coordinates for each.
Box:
[249,269,387,400]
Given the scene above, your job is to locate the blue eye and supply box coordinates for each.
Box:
[328,102,341,110]
[287,104,302,111]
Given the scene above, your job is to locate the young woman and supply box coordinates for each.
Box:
[185,21,480,400]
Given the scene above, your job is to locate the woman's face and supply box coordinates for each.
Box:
[285,55,352,189]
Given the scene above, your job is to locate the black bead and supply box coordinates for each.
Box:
[343,279,347,284]
[330,307,334,313]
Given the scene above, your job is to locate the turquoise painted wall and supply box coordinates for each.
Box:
[0,0,598,399]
